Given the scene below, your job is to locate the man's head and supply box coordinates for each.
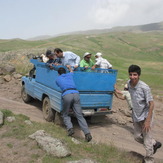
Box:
[54,48,63,58]
[83,52,91,62]
[46,50,55,59]
[128,65,141,76]
[95,52,102,58]
[58,67,66,75]
[128,65,141,85]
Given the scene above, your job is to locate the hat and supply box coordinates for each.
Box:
[46,50,54,57]
[83,52,91,58]
[95,52,102,57]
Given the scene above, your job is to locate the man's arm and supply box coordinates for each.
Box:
[75,55,80,67]
[70,52,80,68]
[143,100,154,132]
[66,65,73,72]
[114,84,126,100]
[79,60,84,67]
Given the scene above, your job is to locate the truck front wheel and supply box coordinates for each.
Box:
[42,97,56,122]
[21,85,33,103]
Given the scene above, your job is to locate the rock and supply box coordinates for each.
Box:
[0,111,4,125]
[13,73,22,79]
[3,75,12,82]
[67,159,98,163]
[6,116,16,122]
[71,137,81,144]
[29,130,48,139]
[109,114,127,125]
[29,130,71,157]
[24,120,33,125]
[3,65,15,74]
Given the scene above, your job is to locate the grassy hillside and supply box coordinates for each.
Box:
[0,31,163,95]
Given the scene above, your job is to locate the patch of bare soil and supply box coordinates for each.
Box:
[0,133,45,163]
[0,77,163,163]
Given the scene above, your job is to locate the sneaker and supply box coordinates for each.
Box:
[85,133,92,142]
[153,141,162,154]
[67,128,74,136]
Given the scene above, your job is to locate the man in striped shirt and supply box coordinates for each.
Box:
[128,65,161,163]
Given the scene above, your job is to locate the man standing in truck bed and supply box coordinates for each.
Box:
[54,48,80,69]
[56,65,92,142]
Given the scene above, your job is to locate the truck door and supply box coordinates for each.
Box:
[25,67,36,97]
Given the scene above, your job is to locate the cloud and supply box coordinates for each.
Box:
[91,0,129,26]
[89,0,163,28]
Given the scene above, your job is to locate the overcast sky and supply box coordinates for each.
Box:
[0,0,163,39]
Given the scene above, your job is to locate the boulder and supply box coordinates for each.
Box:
[24,120,33,125]
[109,114,127,125]
[71,137,81,144]
[3,75,12,82]
[13,73,22,79]
[6,116,16,122]
[29,130,71,157]
[3,65,15,74]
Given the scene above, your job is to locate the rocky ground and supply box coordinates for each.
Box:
[0,73,163,163]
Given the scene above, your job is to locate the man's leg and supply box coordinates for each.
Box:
[62,94,73,131]
[72,93,90,135]
[135,120,157,163]
[142,119,156,163]
[143,129,155,163]
[134,121,144,144]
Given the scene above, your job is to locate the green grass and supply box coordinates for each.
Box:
[0,110,140,163]
[7,143,13,148]
[0,31,163,95]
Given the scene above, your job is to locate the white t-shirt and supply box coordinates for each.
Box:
[95,57,112,69]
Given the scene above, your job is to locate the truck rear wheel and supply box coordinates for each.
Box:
[21,85,33,103]
[42,97,56,122]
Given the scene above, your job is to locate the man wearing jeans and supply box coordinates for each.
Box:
[127,65,161,163]
[56,66,92,142]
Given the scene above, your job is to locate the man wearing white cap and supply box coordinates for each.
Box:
[114,83,133,110]
[80,52,94,70]
[92,52,112,70]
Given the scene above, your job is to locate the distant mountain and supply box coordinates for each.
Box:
[27,21,163,41]
[69,21,163,35]
[109,21,163,32]
[27,35,53,41]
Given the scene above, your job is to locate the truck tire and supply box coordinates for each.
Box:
[21,85,33,103]
[42,97,56,122]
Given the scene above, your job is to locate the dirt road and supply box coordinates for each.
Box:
[0,78,163,162]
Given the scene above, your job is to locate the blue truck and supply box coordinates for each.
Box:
[21,59,117,122]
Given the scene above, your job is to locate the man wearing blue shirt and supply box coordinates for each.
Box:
[54,48,80,69]
[56,66,92,142]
